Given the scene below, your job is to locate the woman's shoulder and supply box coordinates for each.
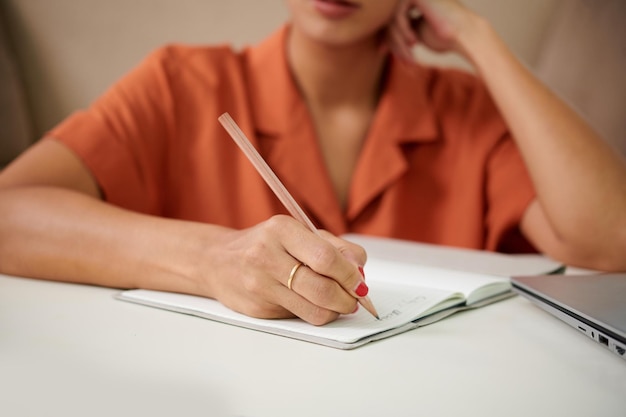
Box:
[411,63,505,130]
[137,43,247,86]
[416,64,492,107]
[391,59,508,146]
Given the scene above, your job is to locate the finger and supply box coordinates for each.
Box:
[289,241,366,301]
[276,219,368,301]
[317,231,367,270]
[285,263,357,315]
[246,221,358,314]
[276,284,341,326]
[395,4,418,44]
[389,25,415,62]
[223,255,347,323]
[234,279,342,326]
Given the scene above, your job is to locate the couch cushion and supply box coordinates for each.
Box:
[535,0,626,154]
[0,16,33,167]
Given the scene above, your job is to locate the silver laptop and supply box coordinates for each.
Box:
[511,273,626,361]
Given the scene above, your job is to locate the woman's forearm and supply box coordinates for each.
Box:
[458,16,626,264]
[0,186,229,296]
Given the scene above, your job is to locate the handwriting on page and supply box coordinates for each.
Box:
[378,295,428,321]
[325,284,454,331]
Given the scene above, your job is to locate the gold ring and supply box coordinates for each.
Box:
[287,262,304,290]
[408,7,421,19]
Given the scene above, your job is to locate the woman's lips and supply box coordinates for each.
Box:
[312,0,360,19]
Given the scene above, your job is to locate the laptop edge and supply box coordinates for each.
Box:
[512,279,626,361]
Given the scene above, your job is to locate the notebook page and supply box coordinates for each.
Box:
[118,283,461,345]
[344,234,562,276]
[364,258,510,304]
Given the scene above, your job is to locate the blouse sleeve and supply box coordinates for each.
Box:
[47,47,177,215]
[484,132,537,253]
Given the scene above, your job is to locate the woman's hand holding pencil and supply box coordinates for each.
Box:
[217,113,379,324]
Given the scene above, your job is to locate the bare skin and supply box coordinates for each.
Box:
[1,0,625,326]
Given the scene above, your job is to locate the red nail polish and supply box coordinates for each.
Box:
[358,266,365,278]
[355,281,369,297]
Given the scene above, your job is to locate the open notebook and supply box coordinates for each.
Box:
[117,235,563,349]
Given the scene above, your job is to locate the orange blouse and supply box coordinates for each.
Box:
[49,26,536,253]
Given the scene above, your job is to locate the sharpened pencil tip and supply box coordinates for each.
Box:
[358,296,380,320]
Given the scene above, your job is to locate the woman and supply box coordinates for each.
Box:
[1,0,625,325]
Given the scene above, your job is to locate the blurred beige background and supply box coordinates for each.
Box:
[1,0,624,166]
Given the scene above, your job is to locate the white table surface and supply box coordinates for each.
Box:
[2,273,625,417]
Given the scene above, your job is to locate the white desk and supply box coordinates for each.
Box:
[1,273,625,417]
